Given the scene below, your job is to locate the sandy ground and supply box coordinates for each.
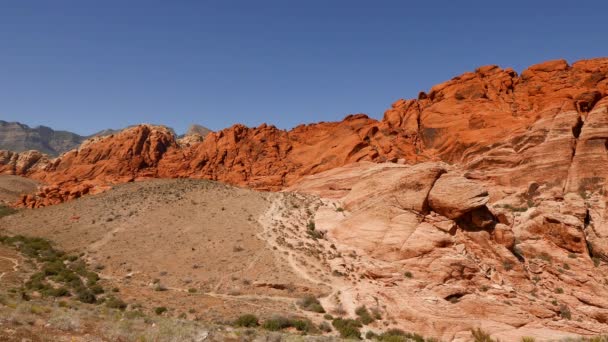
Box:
[0,179,332,322]
[0,175,39,204]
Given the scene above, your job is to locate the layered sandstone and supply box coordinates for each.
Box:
[290,162,608,340]
[1,58,607,211]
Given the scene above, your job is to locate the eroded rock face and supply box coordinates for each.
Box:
[291,162,608,340]
[0,150,50,176]
[428,174,489,219]
[3,58,608,209]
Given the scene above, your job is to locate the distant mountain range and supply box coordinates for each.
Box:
[0,121,211,156]
[0,121,91,156]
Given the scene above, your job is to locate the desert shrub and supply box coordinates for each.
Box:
[537,252,552,263]
[155,306,168,315]
[291,318,315,332]
[105,296,127,310]
[90,284,104,295]
[521,337,536,342]
[377,329,427,342]
[355,305,375,325]
[188,288,197,293]
[559,305,572,320]
[404,271,413,278]
[297,295,325,313]
[332,318,362,339]
[502,260,514,271]
[43,260,66,276]
[323,313,334,320]
[234,314,259,327]
[262,315,292,331]
[42,286,70,297]
[555,287,564,294]
[319,321,332,332]
[86,271,100,285]
[0,205,17,218]
[366,330,378,339]
[76,289,96,304]
[471,328,495,342]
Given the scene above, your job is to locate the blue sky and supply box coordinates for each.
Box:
[0,1,606,135]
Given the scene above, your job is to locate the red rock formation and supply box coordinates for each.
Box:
[2,57,607,208]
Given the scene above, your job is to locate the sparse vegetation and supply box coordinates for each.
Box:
[234,314,259,327]
[306,220,325,240]
[332,318,362,339]
[471,328,495,342]
[555,287,564,294]
[375,328,432,342]
[262,315,316,333]
[521,337,536,342]
[105,296,127,310]
[404,271,413,278]
[0,205,17,218]
[355,305,375,325]
[559,305,572,320]
[0,234,124,306]
[154,306,168,315]
[297,295,325,313]
[319,321,332,332]
[503,260,514,271]
[537,252,552,263]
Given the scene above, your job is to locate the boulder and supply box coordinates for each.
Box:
[428,174,489,219]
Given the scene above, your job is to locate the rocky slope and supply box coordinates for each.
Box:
[290,162,608,340]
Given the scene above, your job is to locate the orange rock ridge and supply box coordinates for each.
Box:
[1,57,607,209]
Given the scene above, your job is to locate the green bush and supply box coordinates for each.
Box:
[90,284,104,295]
[234,314,259,327]
[559,305,572,320]
[43,261,66,276]
[355,305,375,325]
[297,295,325,313]
[291,318,315,332]
[0,205,17,218]
[377,329,427,342]
[262,315,292,331]
[105,296,127,310]
[76,289,96,304]
[155,306,168,315]
[42,286,70,297]
[319,321,332,332]
[332,318,362,339]
[471,328,496,342]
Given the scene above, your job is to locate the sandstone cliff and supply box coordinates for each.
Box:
[3,58,607,209]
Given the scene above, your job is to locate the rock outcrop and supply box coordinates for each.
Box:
[290,162,608,340]
[428,174,489,219]
[1,57,608,211]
